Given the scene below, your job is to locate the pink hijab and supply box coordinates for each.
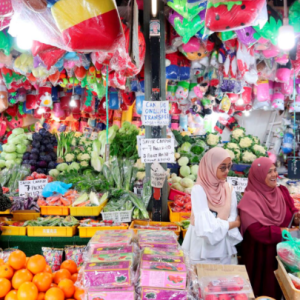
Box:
[238,157,286,235]
[196,147,232,220]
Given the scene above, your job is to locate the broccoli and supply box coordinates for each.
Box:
[191,145,204,155]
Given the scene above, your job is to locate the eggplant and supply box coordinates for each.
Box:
[39,128,47,136]
[33,133,42,141]
[31,148,39,155]
[40,145,46,152]
[23,152,31,160]
[44,155,52,163]
[22,160,30,165]
[38,161,48,168]
[50,152,57,161]
[30,153,39,160]
[46,144,54,151]
[36,168,46,174]
[32,141,40,149]
[48,161,56,169]
[30,165,36,172]
[29,159,37,166]
[41,138,50,145]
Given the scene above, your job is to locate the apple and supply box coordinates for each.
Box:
[234,293,248,300]
[205,295,219,300]
[218,294,231,300]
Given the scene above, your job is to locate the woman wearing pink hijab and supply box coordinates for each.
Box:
[182,147,242,264]
[238,157,299,299]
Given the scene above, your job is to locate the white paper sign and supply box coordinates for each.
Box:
[140,138,175,163]
[227,177,248,193]
[142,101,169,126]
[19,179,48,197]
[151,162,168,188]
[137,135,145,157]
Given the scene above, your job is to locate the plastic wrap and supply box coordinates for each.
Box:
[138,230,179,249]
[65,245,86,267]
[87,287,135,300]
[205,0,267,32]
[140,287,188,300]
[277,230,300,273]
[167,0,207,21]
[198,275,251,300]
[42,247,64,272]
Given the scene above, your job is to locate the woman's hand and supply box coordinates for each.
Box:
[229,216,240,230]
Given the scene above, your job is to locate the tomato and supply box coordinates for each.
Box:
[174,200,184,207]
[36,174,47,179]
[25,176,34,181]
[47,176,54,183]
[31,172,38,179]
[184,203,192,211]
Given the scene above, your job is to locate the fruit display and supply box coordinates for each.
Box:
[0,250,81,300]
[170,194,191,213]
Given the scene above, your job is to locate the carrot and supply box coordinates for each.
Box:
[76,201,90,207]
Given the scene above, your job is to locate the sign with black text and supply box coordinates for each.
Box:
[142,101,169,126]
[227,177,248,193]
[140,138,175,163]
[19,179,48,197]
[151,162,168,188]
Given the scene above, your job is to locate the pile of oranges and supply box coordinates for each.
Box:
[0,250,84,300]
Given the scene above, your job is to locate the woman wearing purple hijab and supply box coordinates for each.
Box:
[238,157,299,299]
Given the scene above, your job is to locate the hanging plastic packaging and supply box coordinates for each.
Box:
[282,130,294,154]
[0,81,8,113]
[135,92,144,115]
[205,0,267,32]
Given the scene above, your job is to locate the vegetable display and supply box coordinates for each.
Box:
[0,184,12,211]
[24,216,79,227]
[11,196,39,212]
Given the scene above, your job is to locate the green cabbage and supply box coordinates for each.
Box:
[5,160,15,168]
[191,165,198,176]
[180,142,192,152]
[180,165,191,177]
[0,161,5,169]
[171,183,184,192]
[49,169,60,177]
[57,163,69,172]
[3,144,16,153]
[178,157,189,166]
[68,162,80,171]
[12,128,24,135]
[5,152,17,160]
[16,144,27,154]
[180,178,194,188]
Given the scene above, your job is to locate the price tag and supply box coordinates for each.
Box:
[137,135,145,157]
[19,179,48,197]
[142,101,169,126]
[140,138,175,163]
[151,162,167,188]
[227,177,248,193]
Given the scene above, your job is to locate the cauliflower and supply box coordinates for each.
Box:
[225,149,235,160]
[252,144,267,157]
[80,153,91,161]
[137,171,146,180]
[239,137,253,149]
[252,136,260,144]
[232,128,245,140]
[134,159,145,170]
[65,153,75,163]
[80,161,89,168]
[235,149,241,162]
[206,133,220,147]
[226,142,239,150]
[242,151,257,163]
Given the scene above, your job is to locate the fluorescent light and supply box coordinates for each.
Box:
[278,24,295,51]
[151,0,157,17]
[37,107,45,115]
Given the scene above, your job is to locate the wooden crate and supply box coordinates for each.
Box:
[275,257,300,300]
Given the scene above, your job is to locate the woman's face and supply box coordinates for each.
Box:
[216,157,232,180]
[265,164,278,188]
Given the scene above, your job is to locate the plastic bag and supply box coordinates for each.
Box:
[42,181,72,198]
[42,247,64,272]
[65,245,86,267]
[205,0,267,32]
[277,230,300,273]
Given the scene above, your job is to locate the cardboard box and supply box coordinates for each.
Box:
[196,264,255,299]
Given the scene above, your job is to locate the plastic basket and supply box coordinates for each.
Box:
[12,211,40,221]
[40,206,70,216]
[1,222,26,236]
[101,208,133,223]
[70,205,104,217]
[129,220,181,239]
[27,226,77,237]
[78,224,129,238]
[168,203,191,222]
[168,188,186,201]
[0,209,11,214]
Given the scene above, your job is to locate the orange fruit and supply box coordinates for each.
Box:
[37,293,45,300]
[66,299,75,300]
[5,290,17,300]
[73,288,84,300]
[45,288,64,300]
[27,256,46,275]
[49,284,56,288]
[0,259,5,266]
[32,273,52,293]
[0,278,11,298]
[60,261,77,275]
[8,251,26,271]
[17,282,38,300]
[70,274,78,284]
[12,269,33,290]
[58,279,74,299]
[53,270,71,285]
[0,265,14,279]
[43,266,52,274]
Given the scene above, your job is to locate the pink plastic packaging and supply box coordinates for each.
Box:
[88,286,135,300]
[140,287,188,300]
[256,80,270,102]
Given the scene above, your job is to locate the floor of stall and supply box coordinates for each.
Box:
[0,236,90,257]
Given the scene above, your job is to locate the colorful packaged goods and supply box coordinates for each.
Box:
[140,288,188,300]
[88,287,135,300]
[198,276,251,300]
[138,231,179,249]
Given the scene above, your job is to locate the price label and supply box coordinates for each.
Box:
[140,138,175,163]
[19,179,48,197]
[151,162,167,188]
[142,101,169,126]
[227,177,248,193]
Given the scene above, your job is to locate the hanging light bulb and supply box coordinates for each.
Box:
[278,0,295,51]
[151,0,157,18]
[69,83,77,107]
[37,107,45,115]
[16,35,33,51]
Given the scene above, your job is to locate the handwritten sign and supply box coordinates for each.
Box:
[142,101,169,126]
[227,177,248,193]
[19,179,48,197]
[140,138,175,163]
[151,162,167,188]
